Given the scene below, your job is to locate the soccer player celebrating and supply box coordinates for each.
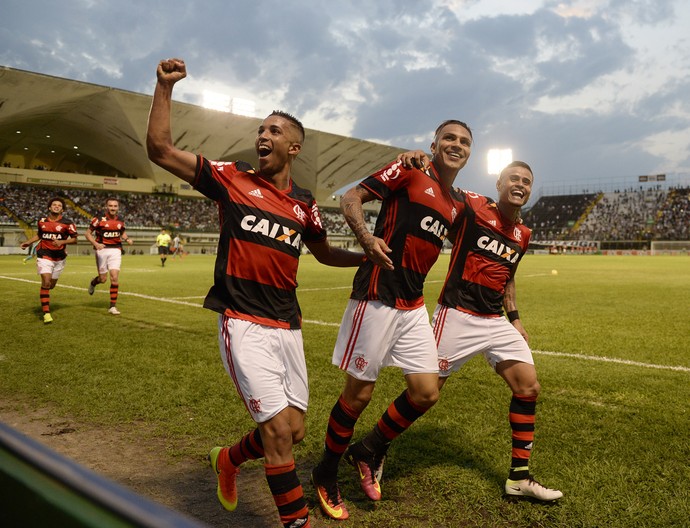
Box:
[311,120,472,520]
[84,197,133,315]
[146,58,363,528]
[21,197,78,324]
[403,155,563,502]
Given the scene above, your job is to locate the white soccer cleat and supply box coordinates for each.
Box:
[108,306,121,315]
[505,477,563,501]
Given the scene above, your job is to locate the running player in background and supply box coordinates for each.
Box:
[402,154,563,502]
[170,233,185,259]
[147,57,363,528]
[84,198,133,315]
[311,120,473,520]
[20,197,78,324]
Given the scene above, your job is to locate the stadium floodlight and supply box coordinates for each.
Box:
[487,148,513,175]
[202,90,231,113]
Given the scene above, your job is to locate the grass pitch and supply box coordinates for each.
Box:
[1,253,689,527]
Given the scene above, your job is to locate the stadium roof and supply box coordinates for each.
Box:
[0,66,405,202]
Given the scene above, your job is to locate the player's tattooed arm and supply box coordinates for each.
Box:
[341,185,394,270]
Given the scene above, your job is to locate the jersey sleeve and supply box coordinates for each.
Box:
[304,200,327,243]
[193,156,237,201]
[358,159,412,200]
[63,217,78,238]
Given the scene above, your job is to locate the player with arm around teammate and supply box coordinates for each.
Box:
[84,198,133,315]
[20,197,78,324]
[311,120,473,520]
[401,154,563,502]
[147,58,363,528]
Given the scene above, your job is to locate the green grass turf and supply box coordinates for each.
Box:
[1,253,689,527]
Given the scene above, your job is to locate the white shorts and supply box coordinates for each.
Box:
[333,299,438,382]
[36,258,66,279]
[217,315,308,424]
[432,304,534,377]
[95,247,122,274]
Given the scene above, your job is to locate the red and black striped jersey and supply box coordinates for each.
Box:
[89,214,127,248]
[350,160,460,310]
[193,156,327,329]
[36,215,78,261]
[439,190,531,316]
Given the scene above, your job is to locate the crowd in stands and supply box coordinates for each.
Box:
[2,182,687,243]
[0,183,378,236]
[522,193,597,240]
[523,186,688,242]
[653,187,690,240]
[575,189,667,241]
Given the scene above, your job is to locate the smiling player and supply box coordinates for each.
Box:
[20,197,78,324]
[311,120,473,520]
[146,58,363,528]
[85,197,133,315]
[423,159,563,502]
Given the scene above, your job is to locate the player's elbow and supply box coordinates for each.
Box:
[146,139,168,166]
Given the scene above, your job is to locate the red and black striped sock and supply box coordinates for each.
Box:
[508,393,536,481]
[109,283,119,306]
[265,460,309,528]
[40,288,50,313]
[321,395,361,472]
[364,389,431,454]
[228,427,264,467]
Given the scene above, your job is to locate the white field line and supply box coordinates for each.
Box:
[532,350,690,373]
[2,275,688,373]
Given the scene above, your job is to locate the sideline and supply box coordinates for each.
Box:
[2,274,688,373]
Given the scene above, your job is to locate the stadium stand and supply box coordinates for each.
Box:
[653,186,690,240]
[3,182,688,247]
[522,193,598,241]
[520,185,689,252]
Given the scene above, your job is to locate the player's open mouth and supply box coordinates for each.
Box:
[258,145,272,157]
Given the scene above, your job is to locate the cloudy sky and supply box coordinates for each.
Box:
[2,0,689,197]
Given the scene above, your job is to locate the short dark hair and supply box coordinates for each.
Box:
[105,197,119,204]
[434,119,473,140]
[500,160,533,179]
[270,110,305,142]
[48,197,65,209]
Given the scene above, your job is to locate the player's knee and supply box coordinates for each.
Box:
[410,386,440,408]
[516,380,540,398]
[263,421,293,446]
[342,385,374,414]
[291,426,306,445]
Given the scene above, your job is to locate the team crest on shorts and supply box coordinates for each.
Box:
[248,397,262,414]
[438,358,450,372]
[354,355,368,371]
